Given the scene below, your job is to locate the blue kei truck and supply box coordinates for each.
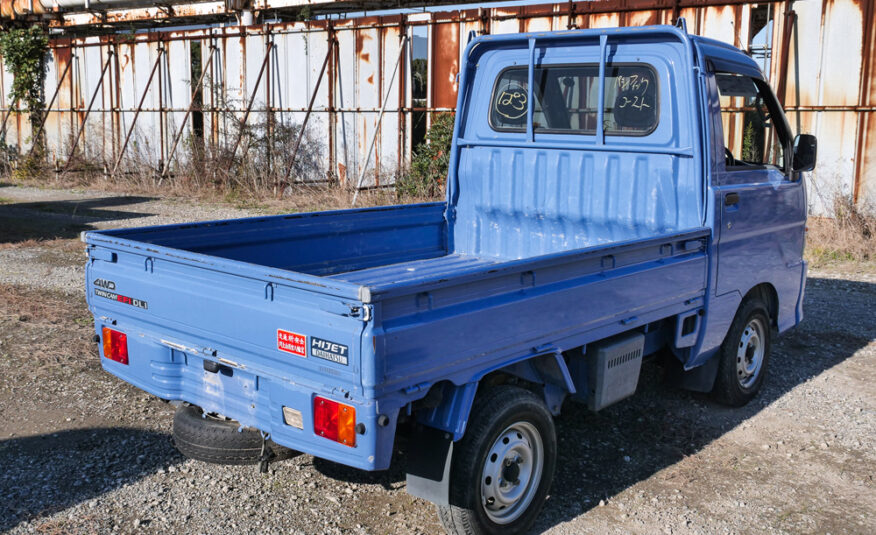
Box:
[84,21,816,535]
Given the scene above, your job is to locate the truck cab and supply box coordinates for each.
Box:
[83,21,815,535]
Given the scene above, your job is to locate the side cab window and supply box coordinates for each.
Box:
[714,73,792,175]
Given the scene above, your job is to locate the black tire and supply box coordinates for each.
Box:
[711,296,772,407]
[438,386,556,535]
[172,405,294,465]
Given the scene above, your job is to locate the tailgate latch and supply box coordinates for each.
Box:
[88,247,117,263]
[346,304,372,321]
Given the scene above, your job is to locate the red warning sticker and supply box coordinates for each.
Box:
[277,329,306,357]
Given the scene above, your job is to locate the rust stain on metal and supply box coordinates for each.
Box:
[356,31,372,63]
[853,0,874,202]
[432,22,460,109]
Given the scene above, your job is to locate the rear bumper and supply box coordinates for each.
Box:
[98,324,396,471]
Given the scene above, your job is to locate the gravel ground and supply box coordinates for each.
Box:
[0,185,874,535]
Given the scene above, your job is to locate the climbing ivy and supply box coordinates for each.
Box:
[0,26,49,144]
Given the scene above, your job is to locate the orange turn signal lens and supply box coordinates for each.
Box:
[101,327,129,365]
[313,396,356,447]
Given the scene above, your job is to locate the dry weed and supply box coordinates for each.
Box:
[805,195,874,267]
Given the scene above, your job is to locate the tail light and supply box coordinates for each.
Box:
[313,396,356,447]
[102,327,129,365]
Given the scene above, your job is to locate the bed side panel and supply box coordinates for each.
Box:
[374,232,708,392]
[99,203,448,275]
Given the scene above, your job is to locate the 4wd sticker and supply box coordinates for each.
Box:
[277,329,306,357]
[310,337,349,366]
[94,278,116,290]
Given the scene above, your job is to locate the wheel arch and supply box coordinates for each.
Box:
[744,282,779,328]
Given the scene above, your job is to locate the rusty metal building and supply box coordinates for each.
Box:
[0,0,873,214]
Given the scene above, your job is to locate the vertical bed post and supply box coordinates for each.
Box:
[526,38,535,142]
[596,33,607,145]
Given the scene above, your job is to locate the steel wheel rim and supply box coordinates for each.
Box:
[480,421,544,524]
[736,317,765,389]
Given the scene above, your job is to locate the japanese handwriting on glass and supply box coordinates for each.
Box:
[616,74,652,111]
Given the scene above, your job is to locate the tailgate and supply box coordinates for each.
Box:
[84,230,370,413]
[85,232,368,388]
[83,232,396,469]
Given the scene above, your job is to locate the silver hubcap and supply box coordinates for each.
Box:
[480,422,544,524]
[736,317,765,389]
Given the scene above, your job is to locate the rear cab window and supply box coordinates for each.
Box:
[489,64,659,136]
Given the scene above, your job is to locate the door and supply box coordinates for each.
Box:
[712,73,805,306]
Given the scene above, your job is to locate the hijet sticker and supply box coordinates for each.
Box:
[277,329,306,357]
[310,336,349,365]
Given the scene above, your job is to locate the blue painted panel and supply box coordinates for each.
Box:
[714,172,806,323]
[453,148,699,258]
[375,232,708,394]
[100,203,448,276]
[693,36,764,80]
[450,33,702,260]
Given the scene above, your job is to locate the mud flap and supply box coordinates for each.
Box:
[665,350,720,393]
[405,425,453,506]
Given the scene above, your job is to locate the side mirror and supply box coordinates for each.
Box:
[793,134,817,172]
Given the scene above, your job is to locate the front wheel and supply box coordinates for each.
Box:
[712,296,772,406]
[438,386,556,535]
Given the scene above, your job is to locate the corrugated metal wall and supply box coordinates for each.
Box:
[0,0,873,213]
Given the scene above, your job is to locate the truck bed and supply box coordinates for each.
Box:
[85,201,710,469]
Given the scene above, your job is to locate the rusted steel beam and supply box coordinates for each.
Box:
[27,58,73,158]
[62,49,114,174]
[38,0,792,39]
[853,0,874,204]
[722,106,876,113]
[266,27,273,177]
[775,7,795,106]
[227,41,275,163]
[327,22,337,184]
[110,46,165,180]
[161,45,217,179]
[352,34,408,206]
[280,38,335,191]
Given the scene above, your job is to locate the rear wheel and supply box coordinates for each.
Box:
[438,386,556,535]
[712,296,772,406]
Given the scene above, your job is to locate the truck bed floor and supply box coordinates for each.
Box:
[327,253,501,286]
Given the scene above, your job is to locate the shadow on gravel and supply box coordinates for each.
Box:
[0,196,155,244]
[530,275,876,533]
[0,427,184,532]
[312,449,408,491]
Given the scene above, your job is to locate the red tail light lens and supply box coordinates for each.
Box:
[102,327,129,365]
[313,396,356,447]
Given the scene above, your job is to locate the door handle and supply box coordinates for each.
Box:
[724,192,740,206]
